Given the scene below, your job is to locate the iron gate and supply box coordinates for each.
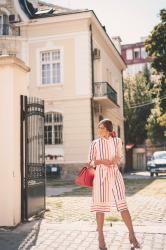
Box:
[21,95,45,221]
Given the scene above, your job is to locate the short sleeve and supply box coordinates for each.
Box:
[88,140,97,162]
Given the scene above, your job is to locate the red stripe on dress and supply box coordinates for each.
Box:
[99,167,102,202]
[116,172,124,200]
[113,167,121,201]
[101,167,104,202]
[90,141,96,161]
[101,138,105,160]
[99,139,102,159]
[102,140,106,203]
[115,173,122,200]
[99,140,104,202]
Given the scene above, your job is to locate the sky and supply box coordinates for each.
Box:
[44,0,166,44]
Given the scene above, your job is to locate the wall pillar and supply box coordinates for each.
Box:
[0,56,30,226]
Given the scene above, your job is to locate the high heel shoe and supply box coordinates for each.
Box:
[129,233,141,249]
[99,247,107,250]
[98,235,107,250]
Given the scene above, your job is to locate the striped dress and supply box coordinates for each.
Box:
[88,136,128,213]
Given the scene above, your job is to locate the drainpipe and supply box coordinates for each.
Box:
[121,70,127,172]
[121,70,125,120]
[90,24,95,140]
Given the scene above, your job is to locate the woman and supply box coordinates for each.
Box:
[88,119,140,250]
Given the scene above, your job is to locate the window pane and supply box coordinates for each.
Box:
[42,64,51,84]
[52,63,61,83]
[126,49,133,60]
[52,50,60,60]
[54,125,63,144]
[134,48,140,59]
[45,112,63,145]
[41,52,50,62]
[44,125,52,144]
[54,113,62,122]
[141,47,147,59]
[45,113,52,123]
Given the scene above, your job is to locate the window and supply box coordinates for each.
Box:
[41,50,61,85]
[0,14,9,35]
[8,51,16,56]
[44,112,63,145]
[141,47,147,59]
[134,48,140,59]
[0,16,2,35]
[126,49,133,60]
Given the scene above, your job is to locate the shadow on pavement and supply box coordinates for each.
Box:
[46,171,166,198]
[0,220,42,250]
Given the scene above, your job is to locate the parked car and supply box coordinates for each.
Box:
[147,151,166,177]
[45,164,61,178]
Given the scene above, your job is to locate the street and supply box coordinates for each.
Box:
[0,172,166,250]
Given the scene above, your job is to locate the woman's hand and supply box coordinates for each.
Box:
[111,156,120,165]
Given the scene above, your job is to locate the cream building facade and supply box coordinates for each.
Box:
[0,0,126,174]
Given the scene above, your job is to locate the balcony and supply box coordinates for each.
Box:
[0,24,20,36]
[94,82,119,108]
[0,24,21,56]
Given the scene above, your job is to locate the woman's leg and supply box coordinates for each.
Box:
[120,209,134,233]
[120,209,140,248]
[96,212,106,248]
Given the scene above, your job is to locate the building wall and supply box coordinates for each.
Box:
[21,18,92,163]
[121,41,153,76]
[45,98,92,163]
[92,22,125,145]
[0,8,126,169]
[124,62,151,76]
[0,56,29,226]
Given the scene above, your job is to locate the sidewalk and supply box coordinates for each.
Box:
[0,220,166,250]
[0,172,166,250]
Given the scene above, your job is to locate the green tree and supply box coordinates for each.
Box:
[145,9,166,78]
[124,72,151,144]
[146,102,165,143]
[145,9,166,142]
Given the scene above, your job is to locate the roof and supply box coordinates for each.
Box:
[19,0,87,18]
[18,1,125,67]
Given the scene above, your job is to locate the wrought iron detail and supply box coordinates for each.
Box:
[94,82,118,104]
[21,95,45,221]
[0,24,20,36]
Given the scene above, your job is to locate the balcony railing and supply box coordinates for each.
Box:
[94,82,118,105]
[0,24,20,36]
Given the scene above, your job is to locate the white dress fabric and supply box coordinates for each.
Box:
[88,137,128,213]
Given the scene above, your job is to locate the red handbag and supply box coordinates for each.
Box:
[75,164,95,187]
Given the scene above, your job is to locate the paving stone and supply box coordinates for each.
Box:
[0,175,166,250]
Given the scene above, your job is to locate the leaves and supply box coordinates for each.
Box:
[124,70,151,144]
[145,9,166,77]
[143,9,166,143]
